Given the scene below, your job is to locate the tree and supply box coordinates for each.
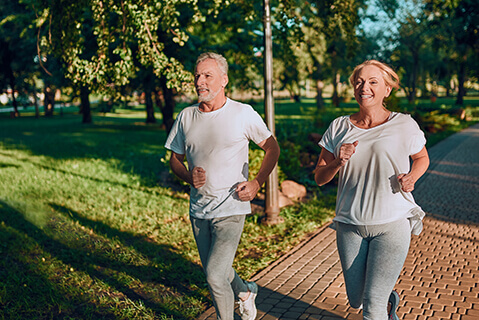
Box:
[424,0,479,105]
[26,0,204,125]
[0,0,39,117]
[395,11,429,103]
[283,0,365,110]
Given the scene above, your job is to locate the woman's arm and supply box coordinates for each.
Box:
[314,141,358,186]
[397,146,430,192]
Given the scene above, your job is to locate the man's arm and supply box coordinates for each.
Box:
[169,152,206,188]
[236,135,280,201]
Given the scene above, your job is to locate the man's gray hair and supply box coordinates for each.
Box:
[196,52,228,76]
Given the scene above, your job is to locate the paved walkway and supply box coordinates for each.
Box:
[198,123,479,320]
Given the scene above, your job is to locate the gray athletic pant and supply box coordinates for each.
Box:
[191,215,249,320]
[335,218,411,320]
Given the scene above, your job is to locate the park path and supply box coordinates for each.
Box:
[198,123,479,320]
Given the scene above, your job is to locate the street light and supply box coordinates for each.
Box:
[262,0,283,225]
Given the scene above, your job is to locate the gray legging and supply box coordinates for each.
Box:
[335,218,411,320]
[191,215,249,320]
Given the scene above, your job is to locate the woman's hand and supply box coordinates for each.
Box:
[398,146,430,193]
[314,141,358,186]
[397,173,415,192]
[338,141,359,166]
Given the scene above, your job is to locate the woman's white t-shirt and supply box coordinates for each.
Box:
[319,112,426,228]
[165,98,272,219]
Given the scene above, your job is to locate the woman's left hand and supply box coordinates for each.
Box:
[398,147,430,193]
[397,173,415,192]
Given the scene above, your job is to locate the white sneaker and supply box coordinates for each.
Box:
[238,281,258,320]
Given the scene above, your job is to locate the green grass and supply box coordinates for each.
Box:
[0,96,478,319]
[0,110,334,319]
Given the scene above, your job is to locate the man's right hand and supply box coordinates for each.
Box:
[190,167,206,188]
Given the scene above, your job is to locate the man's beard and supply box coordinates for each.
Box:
[197,87,222,103]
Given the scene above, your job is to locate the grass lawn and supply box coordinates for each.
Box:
[0,96,477,319]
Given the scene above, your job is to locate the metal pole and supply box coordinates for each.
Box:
[262,0,282,225]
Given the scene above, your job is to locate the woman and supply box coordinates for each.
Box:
[314,60,429,320]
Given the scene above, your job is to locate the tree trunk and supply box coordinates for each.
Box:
[306,45,324,110]
[160,77,175,133]
[80,85,92,123]
[456,59,466,105]
[143,71,157,124]
[8,84,19,118]
[332,73,340,108]
[44,86,55,117]
[145,86,156,124]
[315,79,324,110]
[7,73,19,117]
[408,54,419,104]
[2,41,19,117]
[32,88,39,118]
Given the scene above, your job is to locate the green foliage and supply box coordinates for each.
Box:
[410,101,479,146]
[385,91,402,112]
[248,148,286,187]
[26,0,206,94]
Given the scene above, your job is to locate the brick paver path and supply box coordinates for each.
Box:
[198,123,479,320]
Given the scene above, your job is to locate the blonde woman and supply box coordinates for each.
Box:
[314,60,429,320]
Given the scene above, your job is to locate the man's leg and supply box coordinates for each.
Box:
[191,215,248,320]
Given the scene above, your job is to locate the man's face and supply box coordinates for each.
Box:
[194,59,227,103]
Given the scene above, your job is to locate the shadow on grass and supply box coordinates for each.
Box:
[0,114,178,190]
[0,200,207,319]
[0,150,188,194]
[49,203,205,294]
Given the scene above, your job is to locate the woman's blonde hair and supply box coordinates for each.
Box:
[349,60,400,90]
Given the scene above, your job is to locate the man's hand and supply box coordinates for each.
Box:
[235,179,260,201]
[337,141,359,166]
[190,167,206,188]
[397,173,415,192]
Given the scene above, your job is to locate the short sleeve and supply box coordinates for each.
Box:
[408,117,427,155]
[164,113,186,155]
[244,106,271,144]
[319,119,339,154]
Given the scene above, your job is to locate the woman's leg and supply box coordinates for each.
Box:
[336,222,369,309]
[362,219,411,320]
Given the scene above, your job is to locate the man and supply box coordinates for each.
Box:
[164,52,280,320]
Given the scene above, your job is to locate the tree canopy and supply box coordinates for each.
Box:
[1,0,478,123]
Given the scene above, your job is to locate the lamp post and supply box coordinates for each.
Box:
[262,0,283,225]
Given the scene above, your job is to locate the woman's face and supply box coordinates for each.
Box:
[353,65,392,109]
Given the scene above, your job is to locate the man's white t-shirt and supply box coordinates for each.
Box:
[165,98,272,219]
[319,112,426,228]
